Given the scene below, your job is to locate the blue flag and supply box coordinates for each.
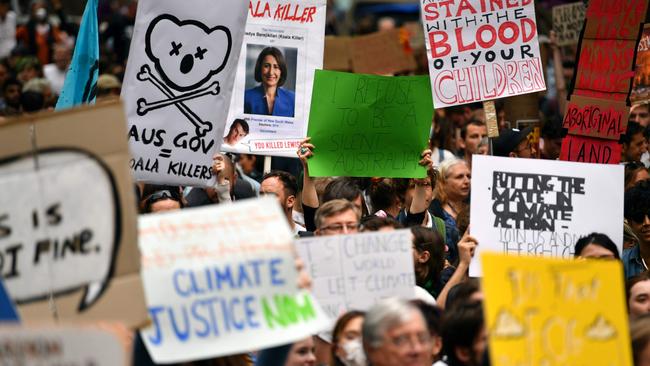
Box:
[55,0,99,110]
[0,279,19,322]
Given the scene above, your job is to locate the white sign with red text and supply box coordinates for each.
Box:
[420,0,546,107]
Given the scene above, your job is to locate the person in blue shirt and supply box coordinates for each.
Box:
[244,47,295,117]
[624,181,650,279]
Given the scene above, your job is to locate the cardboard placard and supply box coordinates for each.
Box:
[574,39,638,95]
[222,0,327,158]
[296,230,415,320]
[420,0,546,107]
[560,135,623,164]
[632,25,650,103]
[469,155,623,276]
[403,22,426,52]
[562,95,629,140]
[138,197,329,363]
[0,102,146,327]
[324,36,352,72]
[122,0,248,186]
[351,29,416,75]
[482,253,632,366]
[306,70,433,178]
[0,326,126,365]
[552,2,586,46]
[583,0,648,40]
[562,0,648,162]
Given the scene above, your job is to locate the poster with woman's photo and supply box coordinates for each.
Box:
[222,0,326,157]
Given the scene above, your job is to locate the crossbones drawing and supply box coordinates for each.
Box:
[137,14,232,138]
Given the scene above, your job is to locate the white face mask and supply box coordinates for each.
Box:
[340,339,367,366]
[35,7,47,21]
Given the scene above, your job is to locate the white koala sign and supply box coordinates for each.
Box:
[122,0,248,186]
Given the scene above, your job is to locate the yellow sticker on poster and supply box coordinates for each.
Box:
[481,253,632,366]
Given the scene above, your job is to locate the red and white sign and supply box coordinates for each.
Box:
[420,0,546,107]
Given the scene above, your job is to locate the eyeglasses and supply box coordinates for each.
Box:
[320,222,359,233]
[390,332,432,349]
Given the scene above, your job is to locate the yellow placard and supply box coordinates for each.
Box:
[481,253,632,366]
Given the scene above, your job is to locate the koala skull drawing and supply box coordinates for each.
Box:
[145,14,232,92]
[137,14,232,137]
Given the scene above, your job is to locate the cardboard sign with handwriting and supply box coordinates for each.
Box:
[351,29,416,75]
[482,253,632,366]
[0,102,146,328]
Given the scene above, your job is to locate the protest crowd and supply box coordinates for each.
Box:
[2,0,650,365]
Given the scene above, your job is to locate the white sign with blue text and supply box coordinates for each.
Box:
[138,197,329,363]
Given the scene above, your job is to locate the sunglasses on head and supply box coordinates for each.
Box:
[146,190,179,205]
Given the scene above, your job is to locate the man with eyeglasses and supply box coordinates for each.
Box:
[492,126,536,158]
[362,297,432,366]
[314,199,361,236]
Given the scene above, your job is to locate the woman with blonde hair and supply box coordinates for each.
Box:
[430,158,471,265]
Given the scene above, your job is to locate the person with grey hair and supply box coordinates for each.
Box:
[362,298,432,366]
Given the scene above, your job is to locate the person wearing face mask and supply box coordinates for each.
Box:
[331,311,367,366]
[16,0,68,66]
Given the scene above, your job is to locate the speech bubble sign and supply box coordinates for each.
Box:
[0,148,120,311]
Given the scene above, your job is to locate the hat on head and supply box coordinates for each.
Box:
[97,74,121,91]
[492,126,533,157]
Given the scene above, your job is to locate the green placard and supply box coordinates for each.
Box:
[306,70,433,178]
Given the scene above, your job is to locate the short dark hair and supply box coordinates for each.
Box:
[3,77,20,93]
[445,279,481,311]
[21,90,43,112]
[411,300,443,337]
[622,121,646,145]
[460,119,486,140]
[441,301,485,366]
[625,180,650,223]
[262,170,297,197]
[574,232,620,259]
[368,180,398,213]
[627,272,650,306]
[541,116,564,139]
[445,105,470,116]
[322,178,363,204]
[231,118,249,134]
[254,47,288,86]
[360,216,403,231]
